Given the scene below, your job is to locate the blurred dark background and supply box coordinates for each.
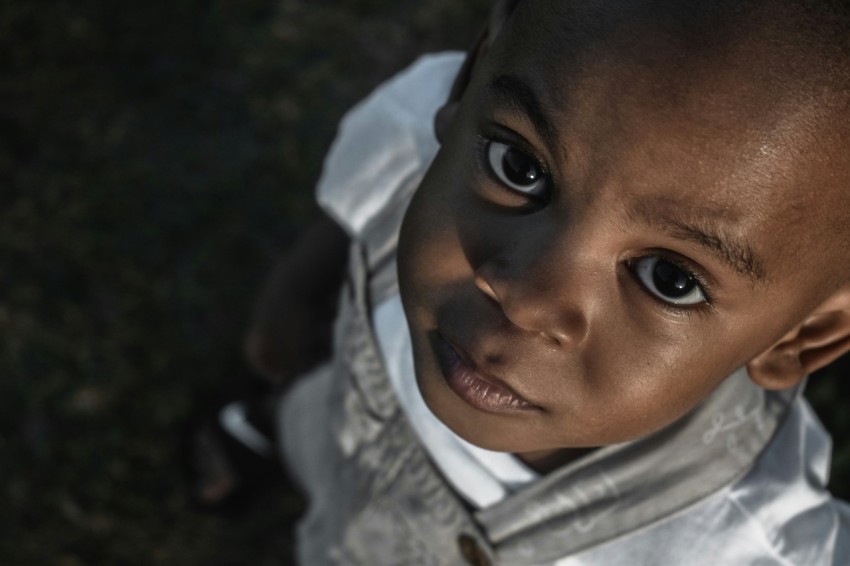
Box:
[0,1,847,564]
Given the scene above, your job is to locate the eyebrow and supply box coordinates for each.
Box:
[488,74,560,150]
[630,202,767,284]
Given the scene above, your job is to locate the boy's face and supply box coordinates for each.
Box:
[397,1,850,463]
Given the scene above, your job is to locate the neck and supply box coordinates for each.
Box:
[516,447,598,474]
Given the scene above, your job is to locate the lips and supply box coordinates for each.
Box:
[434,334,537,413]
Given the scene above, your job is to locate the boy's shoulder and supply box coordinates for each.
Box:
[564,396,850,566]
[721,396,850,566]
[315,52,463,238]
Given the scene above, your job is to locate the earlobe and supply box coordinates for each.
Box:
[747,287,850,390]
[746,332,806,390]
[434,101,461,145]
[434,26,488,143]
[435,0,520,143]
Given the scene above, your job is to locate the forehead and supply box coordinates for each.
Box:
[474,0,850,284]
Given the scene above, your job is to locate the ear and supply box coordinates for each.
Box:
[748,286,850,390]
[434,0,520,143]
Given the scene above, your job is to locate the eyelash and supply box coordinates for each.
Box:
[474,131,550,201]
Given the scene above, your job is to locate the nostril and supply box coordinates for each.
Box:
[522,307,588,350]
[474,272,500,303]
[546,310,587,348]
[474,264,589,349]
[540,330,563,348]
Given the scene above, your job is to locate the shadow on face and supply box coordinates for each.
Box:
[397,0,850,460]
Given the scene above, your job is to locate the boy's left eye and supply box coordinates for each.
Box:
[633,256,707,306]
[486,140,548,199]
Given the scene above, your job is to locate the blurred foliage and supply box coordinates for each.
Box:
[0,0,847,564]
[0,0,490,563]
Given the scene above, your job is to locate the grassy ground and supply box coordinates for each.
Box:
[2,1,848,564]
[0,1,491,564]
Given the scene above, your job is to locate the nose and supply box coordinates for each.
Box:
[473,255,589,348]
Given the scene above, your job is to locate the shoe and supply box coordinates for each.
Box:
[185,394,281,512]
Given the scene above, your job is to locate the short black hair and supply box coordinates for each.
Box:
[505,0,850,88]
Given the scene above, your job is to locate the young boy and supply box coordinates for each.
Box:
[248,0,850,563]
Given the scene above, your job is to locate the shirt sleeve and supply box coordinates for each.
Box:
[315,52,464,239]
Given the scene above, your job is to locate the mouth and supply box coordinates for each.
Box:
[434,333,538,414]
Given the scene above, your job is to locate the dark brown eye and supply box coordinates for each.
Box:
[486,140,548,198]
[634,256,706,306]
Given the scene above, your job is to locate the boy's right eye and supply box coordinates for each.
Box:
[486,140,549,200]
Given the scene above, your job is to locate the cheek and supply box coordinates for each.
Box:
[399,133,490,271]
[571,321,735,441]
[398,187,467,301]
